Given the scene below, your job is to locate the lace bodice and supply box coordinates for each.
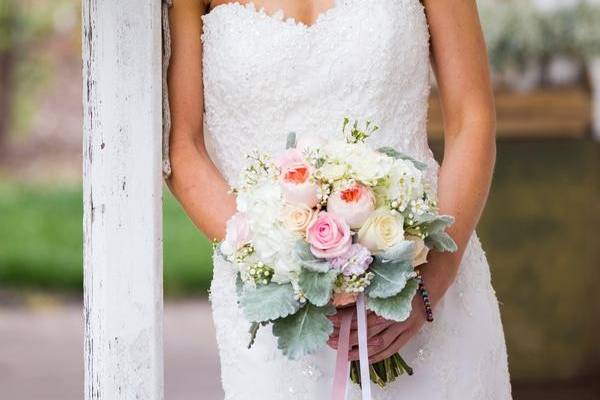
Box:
[202,0,436,185]
[202,2,512,399]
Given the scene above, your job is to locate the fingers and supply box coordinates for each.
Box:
[348,322,412,361]
[328,318,391,349]
[367,328,413,364]
[329,309,383,329]
[329,311,387,336]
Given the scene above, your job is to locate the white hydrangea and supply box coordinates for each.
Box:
[236,181,301,284]
[385,159,425,210]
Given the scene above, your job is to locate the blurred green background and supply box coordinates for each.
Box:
[0,0,599,398]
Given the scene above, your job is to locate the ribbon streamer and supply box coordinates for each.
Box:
[331,308,352,400]
[331,294,373,400]
[356,293,372,400]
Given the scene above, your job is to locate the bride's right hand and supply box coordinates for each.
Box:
[326,309,391,352]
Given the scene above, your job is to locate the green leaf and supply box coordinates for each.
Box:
[299,269,338,307]
[376,240,415,263]
[367,260,416,299]
[272,304,335,360]
[294,242,331,273]
[240,283,300,323]
[286,132,297,149]
[367,279,419,322]
[425,231,458,252]
[376,147,428,171]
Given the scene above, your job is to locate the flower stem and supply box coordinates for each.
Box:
[349,353,413,388]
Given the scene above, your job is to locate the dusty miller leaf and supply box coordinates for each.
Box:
[286,132,297,149]
[272,304,335,360]
[376,147,428,171]
[376,240,415,264]
[367,279,419,322]
[420,215,455,235]
[240,282,300,323]
[294,241,331,273]
[425,231,458,252]
[299,269,338,307]
[367,259,416,299]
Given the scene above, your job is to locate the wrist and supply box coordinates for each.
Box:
[416,251,460,309]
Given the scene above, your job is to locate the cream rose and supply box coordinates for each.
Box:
[282,203,316,235]
[357,209,405,252]
[406,235,430,267]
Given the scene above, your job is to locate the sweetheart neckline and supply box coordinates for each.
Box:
[206,0,345,31]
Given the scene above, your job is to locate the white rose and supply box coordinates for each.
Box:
[282,203,316,235]
[357,209,405,252]
[406,235,430,267]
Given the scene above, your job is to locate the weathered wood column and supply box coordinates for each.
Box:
[82,1,164,399]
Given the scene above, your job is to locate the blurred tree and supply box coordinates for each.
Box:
[0,0,19,155]
[0,0,59,157]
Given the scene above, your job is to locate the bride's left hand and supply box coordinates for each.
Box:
[327,294,428,364]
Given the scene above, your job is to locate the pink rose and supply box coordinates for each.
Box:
[221,212,250,256]
[277,149,319,208]
[306,211,352,259]
[327,184,375,229]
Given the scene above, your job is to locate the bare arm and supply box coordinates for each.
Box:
[419,0,496,303]
[166,0,235,241]
[330,0,496,363]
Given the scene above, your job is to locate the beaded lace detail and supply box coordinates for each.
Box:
[203,1,512,398]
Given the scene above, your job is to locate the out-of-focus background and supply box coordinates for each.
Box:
[0,0,598,399]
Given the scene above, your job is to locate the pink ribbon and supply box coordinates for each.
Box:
[331,294,372,400]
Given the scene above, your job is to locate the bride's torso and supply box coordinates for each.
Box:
[201,0,436,185]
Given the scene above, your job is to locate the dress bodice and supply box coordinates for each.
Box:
[201,0,436,185]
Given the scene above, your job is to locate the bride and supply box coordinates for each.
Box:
[166,0,512,398]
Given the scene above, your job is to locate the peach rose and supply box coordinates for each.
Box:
[277,149,319,208]
[327,184,375,229]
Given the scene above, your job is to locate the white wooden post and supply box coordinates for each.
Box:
[82,1,164,399]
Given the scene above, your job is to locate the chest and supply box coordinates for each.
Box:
[201,0,430,92]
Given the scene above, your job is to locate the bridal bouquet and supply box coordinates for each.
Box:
[219,119,457,390]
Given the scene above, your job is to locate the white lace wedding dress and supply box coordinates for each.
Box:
[202,1,512,399]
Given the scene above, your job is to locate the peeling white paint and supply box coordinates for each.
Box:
[82,1,164,399]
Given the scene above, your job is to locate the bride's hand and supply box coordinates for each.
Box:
[327,295,428,363]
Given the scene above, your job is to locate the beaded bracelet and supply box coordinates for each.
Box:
[416,270,434,322]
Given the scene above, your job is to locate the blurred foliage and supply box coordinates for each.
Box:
[0,185,213,296]
[0,0,56,52]
[478,0,600,72]
[0,0,78,139]
[573,1,600,56]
